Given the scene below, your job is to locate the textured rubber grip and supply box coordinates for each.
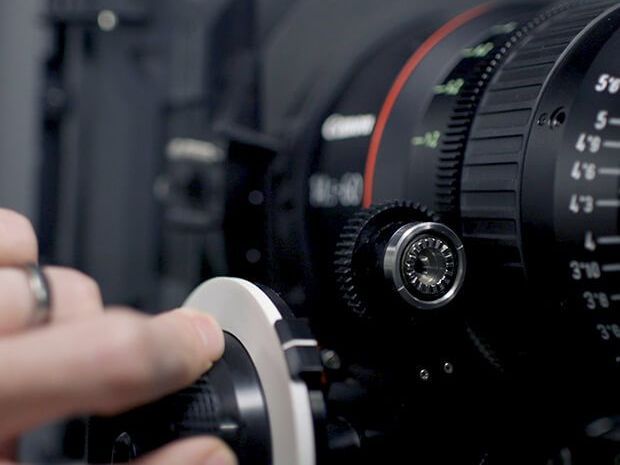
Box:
[86,333,272,465]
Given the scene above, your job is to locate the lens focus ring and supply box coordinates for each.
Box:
[460,1,616,271]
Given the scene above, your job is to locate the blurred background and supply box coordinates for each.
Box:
[0,0,297,317]
[0,1,48,222]
[1,0,476,313]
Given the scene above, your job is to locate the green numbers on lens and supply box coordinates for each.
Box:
[434,79,465,96]
[491,22,518,34]
[412,131,441,149]
[463,42,495,58]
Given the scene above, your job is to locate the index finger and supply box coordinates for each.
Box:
[0,210,38,266]
[0,308,225,439]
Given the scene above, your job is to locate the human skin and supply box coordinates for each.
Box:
[0,208,236,465]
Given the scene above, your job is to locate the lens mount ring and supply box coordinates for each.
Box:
[384,222,466,310]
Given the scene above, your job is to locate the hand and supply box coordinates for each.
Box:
[0,209,237,465]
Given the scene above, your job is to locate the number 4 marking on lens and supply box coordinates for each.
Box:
[585,231,597,251]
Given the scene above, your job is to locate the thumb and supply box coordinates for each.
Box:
[137,437,237,465]
[0,438,237,465]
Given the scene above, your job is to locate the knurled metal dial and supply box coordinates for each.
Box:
[335,202,439,317]
[335,202,466,316]
[403,234,456,297]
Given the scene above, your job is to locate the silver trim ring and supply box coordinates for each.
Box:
[23,264,52,326]
[384,222,466,310]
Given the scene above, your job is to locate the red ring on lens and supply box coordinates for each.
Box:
[363,3,493,208]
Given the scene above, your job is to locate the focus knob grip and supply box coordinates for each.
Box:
[86,278,326,465]
[86,333,272,465]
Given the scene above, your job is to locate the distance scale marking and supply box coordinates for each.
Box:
[566,37,620,368]
[565,99,620,304]
[570,75,620,210]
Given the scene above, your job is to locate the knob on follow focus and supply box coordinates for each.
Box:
[335,202,466,316]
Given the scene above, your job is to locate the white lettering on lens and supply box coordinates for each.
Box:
[321,114,376,141]
[309,173,364,208]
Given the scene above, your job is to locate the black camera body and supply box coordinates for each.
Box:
[44,0,620,464]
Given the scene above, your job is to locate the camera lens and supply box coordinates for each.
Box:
[265,0,620,356]
[373,0,620,359]
[260,2,620,459]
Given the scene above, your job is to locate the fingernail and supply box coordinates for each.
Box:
[205,445,238,465]
[182,309,226,361]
